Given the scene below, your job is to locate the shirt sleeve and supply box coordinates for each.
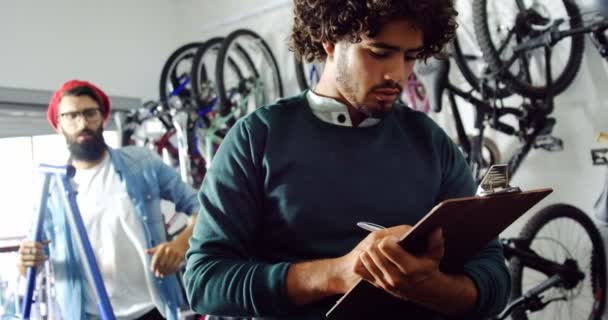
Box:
[183,116,293,317]
[153,151,200,215]
[436,128,511,318]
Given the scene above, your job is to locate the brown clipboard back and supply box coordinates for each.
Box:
[326,188,553,320]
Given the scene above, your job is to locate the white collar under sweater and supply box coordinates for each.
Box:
[305,90,382,127]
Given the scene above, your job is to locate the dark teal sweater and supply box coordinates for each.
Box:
[184,93,510,319]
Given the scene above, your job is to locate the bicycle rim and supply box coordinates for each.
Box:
[190,37,224,108]
[159,42,204,106]
[215,29,283,116]
[453,35,513,98]
[452,0,512,98]
[473,0,585,99]
[509,204,606,320]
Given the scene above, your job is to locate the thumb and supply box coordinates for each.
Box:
[42,240,52,245]
[145,246,158,255]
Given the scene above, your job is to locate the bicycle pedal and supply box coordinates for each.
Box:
[534,135,563,152]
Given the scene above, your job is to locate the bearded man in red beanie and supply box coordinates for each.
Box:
[16,80,199,320]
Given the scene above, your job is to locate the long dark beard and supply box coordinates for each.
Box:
[66,127,106,162]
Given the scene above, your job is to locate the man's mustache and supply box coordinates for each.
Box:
[371,81,403,93]
[77,129,96,138]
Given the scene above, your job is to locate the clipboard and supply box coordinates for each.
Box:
[326,165,553,320]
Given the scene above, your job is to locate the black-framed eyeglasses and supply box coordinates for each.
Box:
[58,108,102,124]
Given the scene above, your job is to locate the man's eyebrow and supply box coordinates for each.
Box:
[404,46,424,55]
[368,41,424,55]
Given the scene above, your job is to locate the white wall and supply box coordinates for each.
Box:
[175,0,301,96]
[0,1,183,101]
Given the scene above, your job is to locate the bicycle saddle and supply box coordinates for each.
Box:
[413,57,450,113]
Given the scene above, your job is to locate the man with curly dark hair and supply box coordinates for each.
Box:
[185,1,511,319]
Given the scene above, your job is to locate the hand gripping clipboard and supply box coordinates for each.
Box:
[326,165,553,320]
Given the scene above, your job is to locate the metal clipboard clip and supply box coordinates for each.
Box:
[476,164,522,196]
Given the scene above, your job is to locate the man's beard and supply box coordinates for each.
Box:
[66,127,106,162]
[336,51,400,119]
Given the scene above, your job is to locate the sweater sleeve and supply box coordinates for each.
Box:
[183,116,293,317]
[436,127,511,318]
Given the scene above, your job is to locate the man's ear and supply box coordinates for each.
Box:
[322,40,335,58]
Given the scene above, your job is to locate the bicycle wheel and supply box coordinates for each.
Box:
[452,0,512,98]
[509,204,606,320]
[159,42,204,107]
[191,37,246,109]
[452,35,512,98]
[215,29,283,116]
[473,0,585,99]
[294,56,324,91]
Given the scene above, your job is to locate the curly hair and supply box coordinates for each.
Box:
[290,0,457,62]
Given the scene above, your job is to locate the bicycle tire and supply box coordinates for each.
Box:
[473,0,585,99]
[481,135,501,166]
[215,29,284,116]
[509,204,606,320]
[452,35,512,98]
[191,38,247,108]
[159,42,204,105]
[190,37,223,108]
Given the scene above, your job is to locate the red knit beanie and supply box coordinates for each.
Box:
[47,79,111,130]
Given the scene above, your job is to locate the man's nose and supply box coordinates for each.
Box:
[384,60,409,86]
[74,115,90,130]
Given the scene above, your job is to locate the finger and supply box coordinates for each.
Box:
[145,246,158,255]
[359,252,385,286]
[352,255,373,280]
[163,260,180,276]
[34,241,49,250]
[21,260,45,268]
[21,252,47,263]
[165,248,181,273]
[366,245,402,289]
[20,248,43,260]
[157,247,173,275]
[20,255,47,267]
[160,247,172,271]
[170,255,183,273]
[390,244,438,277]
[19,243,33,255]
[150,250,161,274]
[377,236,411,274]
[377,239,437,283]
[20,242,44,256]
